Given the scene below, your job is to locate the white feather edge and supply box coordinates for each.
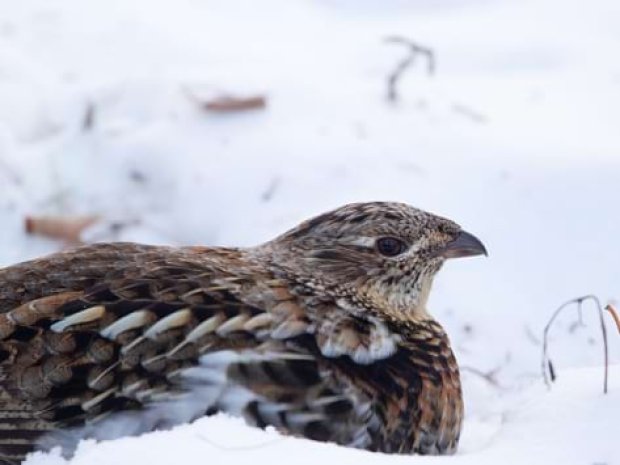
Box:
[36,349,310,455]
[319,318,399,364]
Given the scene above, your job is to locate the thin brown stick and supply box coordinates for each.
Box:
[605,304,620,334]
[183,88,267,113]
[541,295,610,394]
[384,36,435,102]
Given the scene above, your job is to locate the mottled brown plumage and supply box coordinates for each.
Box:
[0,202,486,463]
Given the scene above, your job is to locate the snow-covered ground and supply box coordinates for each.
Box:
[0,0,618,463]
[26,365,620,465]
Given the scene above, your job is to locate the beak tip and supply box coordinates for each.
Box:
[480,242,489,257]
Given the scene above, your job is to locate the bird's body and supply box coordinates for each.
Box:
[0,202,485,463]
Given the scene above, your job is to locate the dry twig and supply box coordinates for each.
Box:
[25,215,99,244]
[451,103,487,124]
[461,365,503,388]
[261,177,280,203]
[541,295,619,394]
[384,36,435,102]
[82,101,95,131]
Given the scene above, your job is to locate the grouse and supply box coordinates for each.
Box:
[0,201,486,463]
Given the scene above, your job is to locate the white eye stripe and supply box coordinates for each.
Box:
[345,237,376,247]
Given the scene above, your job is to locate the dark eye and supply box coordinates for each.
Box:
[375,237,407,257]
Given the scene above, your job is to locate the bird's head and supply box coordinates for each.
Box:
[256,202,486,322]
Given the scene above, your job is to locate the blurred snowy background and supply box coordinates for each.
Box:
[0,0,618,463]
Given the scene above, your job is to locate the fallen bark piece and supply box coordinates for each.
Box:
[25,215,99,244]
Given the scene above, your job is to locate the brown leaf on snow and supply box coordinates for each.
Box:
[201,95,267,113]
[25,215,99,244]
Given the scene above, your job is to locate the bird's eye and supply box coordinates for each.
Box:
[375,237,407,257]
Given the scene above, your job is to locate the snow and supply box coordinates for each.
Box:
[0,0,618,463]
[23,365,620,465]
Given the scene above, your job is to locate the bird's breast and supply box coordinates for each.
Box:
[328,320,463,455]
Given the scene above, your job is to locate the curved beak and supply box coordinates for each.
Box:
[440,230,487,259]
